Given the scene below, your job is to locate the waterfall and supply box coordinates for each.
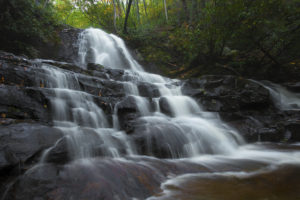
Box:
[35,27,246,161]
[78,28,143,71]
[36,64,135,160]
[2,27,300,200]
[251,80,300,110]
[36,27,244,161]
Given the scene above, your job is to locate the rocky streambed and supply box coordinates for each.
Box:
[0,28,300,200]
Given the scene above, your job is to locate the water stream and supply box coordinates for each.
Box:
[254,80,300,110]
[3,28,299,200]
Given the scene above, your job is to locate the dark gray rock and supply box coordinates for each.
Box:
[116,96,141,133]
[0,146,19,172]
[87,63,104,71]
[78,76,126,97]
[5,164,60,200]
[159,97,173,116]
[45,137,69,165]
[0,123,63,173]
[0,86,52,122]
[33,27,82,64]
[5,157,203,200]
[132,118,189,158]
[284,120,300,142]
[138,82,160,98]
[284,82,300,93]
[182,75,272,112]
[258,127,285,142]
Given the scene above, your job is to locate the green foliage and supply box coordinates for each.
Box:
[54,0,91,28]
[0,0,59,56]
[1,0,299,79]
[159,0,300,77]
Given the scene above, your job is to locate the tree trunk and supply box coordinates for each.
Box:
[43,0,49,8]
[143,0,148,17]
[181,0,188,22]
[124,0,133,34]
[189,0,198,24]
[135,0,140,24]
[163,0,168,23]
[113,0,117,32]
[116,0,123,16]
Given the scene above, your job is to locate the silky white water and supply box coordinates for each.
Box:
[251,80,300,110]
[78,28,143,71]
[34,27,249,161]
[37,64,135,160]
[2,27,300,200]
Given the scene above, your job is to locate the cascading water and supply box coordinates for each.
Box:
[78,28,143,71]
[253,80,300,110]
[75,27,245,158]
[3,28,299,200]
[36,64,135,160]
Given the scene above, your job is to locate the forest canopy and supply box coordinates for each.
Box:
[0,0,300,80]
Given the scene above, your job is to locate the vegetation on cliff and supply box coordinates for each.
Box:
[0,0,61,56]
[0,0,300,81]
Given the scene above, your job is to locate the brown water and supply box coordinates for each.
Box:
[151,165,300,200]
[148,144,300,200]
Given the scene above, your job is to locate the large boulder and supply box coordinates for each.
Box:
[137,82,160,98]
[116,96,141,133]
[77,75,126,97]
[4,157,204,200]
[0,123,63,174]
[44,137,69,165]
[284,120,300,142]
[32,27,82,64]
[159,97,173,116]
[222,110,300,143]
[182,75,300,143]
[131,117,190,158]
[284,82,300,93]
[0,86,52,122]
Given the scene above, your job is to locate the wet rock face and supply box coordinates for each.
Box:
[182,75,271,112]
[5,157,205,200]
[0,50,300,199]
[0,51,127,119]
[138,82,160,98]
[116,96,141,133]
[6,159,163,200]
[32,27,82,64]
[132,118,190,158]
[284,120,300,142]
[0,123,62,172]
[45,137,70,165]
[159,97,174,117]
[183,75,300,143]
[284,82,300,93]
[0,86,52,123]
